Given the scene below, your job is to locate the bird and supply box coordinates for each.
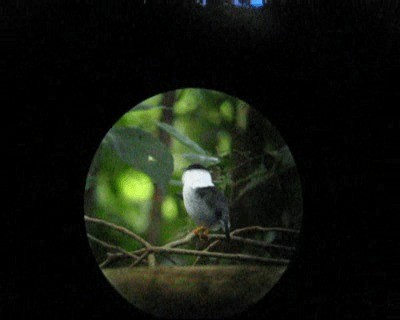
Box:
[182,164,231,241]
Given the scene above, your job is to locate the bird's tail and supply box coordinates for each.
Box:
[223,218,230,241]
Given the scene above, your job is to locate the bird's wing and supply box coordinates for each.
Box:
[196,187,229,219]
[196,186,230,240]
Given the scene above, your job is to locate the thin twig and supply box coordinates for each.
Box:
[190,234,295,266]
[232,225,300,235]
[160,252,178,265]
[100,252,148,268]
[151,246,290,265]
[87,232,290,266]
[87,234,141,261]
[192,240,221,266]
[129,252,149,268]
[208,234,296,251]
[86,216,299,267]
[99,255,114,268]
[129,247,148,256]
[164,232,196,248]
[84,215,152,248]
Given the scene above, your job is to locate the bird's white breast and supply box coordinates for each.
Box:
[182,169,217,228]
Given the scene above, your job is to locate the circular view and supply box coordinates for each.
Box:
[84,88,303,318]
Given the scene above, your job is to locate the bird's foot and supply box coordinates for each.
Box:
[193,226,209,241]
[192,226,205,236]
[199,228,210,241]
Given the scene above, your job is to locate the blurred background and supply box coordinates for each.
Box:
[84,88,302,266]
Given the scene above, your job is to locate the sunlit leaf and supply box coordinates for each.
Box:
[103,126,174,194]
[156,122,207,155]
[117,106,163,130]
[236,101,249,130]
[161,196,179,221]
[139,93,164,107]
[216,131,231,156]
[220,101,234,122]
[173,89,199,114]
[117,169,154,201]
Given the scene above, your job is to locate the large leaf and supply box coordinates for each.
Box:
[103,126,174,193]
[181,153,220,166]
[156,122,207,155]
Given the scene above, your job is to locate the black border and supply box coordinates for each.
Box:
[14,1,398,319]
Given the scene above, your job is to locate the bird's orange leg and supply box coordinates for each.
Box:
[193,226,206,237]
[201,228,210,241]
[192,226,209,241]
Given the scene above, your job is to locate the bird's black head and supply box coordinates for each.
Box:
[184,163,208,171]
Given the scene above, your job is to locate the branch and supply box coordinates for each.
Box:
[232,226,300,235]
[190,234,295,266]
[130,252,149,268]
[192,240,221,266]
[208,234,296,251]
[84,215,152,248]
[87,234,144,264]
[100,252,147,268]
[149,246,290,265]
[164,232,196,248]
[85,215,299,267]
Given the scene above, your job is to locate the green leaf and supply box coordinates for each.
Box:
[181,153,220,166]
[130,104,168,112]
[103,126,174,194]
[156,122,207,155]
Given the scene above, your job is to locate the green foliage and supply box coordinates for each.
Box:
[156,121,207,155]
[161,195,179,221]
[117,168,154,201]
[220,100,234,122]
[103,126,174,194]
[216,130,232,156]
[181,153,220,166]
[84,88,303,267]
[116,94,164,131]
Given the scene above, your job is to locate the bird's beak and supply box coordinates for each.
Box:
[223,219,230,241]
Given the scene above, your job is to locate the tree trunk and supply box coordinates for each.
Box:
[146,91,175,248]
